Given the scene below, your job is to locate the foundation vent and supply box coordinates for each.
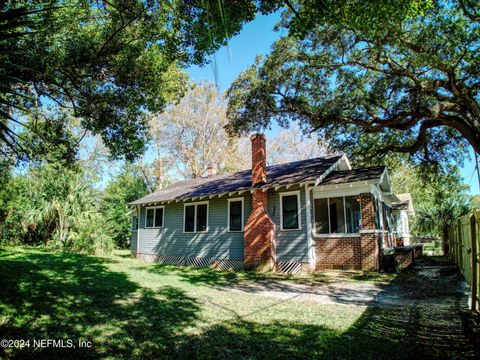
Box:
[276,261,302,274]
[136,254,245,271]
[184,257,213,268]
[213,259,244,271]
[156,255,185,266]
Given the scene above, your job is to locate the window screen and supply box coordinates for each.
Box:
[229,201,242,231]
[329,197,345,233]
[146,208,154,228]
[185,205,195,232]
[196,204,207,231]
[282,194,299,229]
[314,198,329,233]
[345,196,361,233]
[154,208,163,227]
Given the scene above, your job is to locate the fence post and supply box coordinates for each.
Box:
[471,214,478,312]
[457,219,463,270]
[453,224,457,264]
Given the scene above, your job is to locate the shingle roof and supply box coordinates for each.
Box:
[130,155,343,205]
[318,166,386,186]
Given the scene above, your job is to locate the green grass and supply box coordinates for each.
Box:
[416,241,443,256]
[0,247,471,359]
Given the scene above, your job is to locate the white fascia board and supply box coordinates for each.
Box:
[338,154,352,170]
[314,154,351,186]
[379,168,393,193]
[313,181,373,198]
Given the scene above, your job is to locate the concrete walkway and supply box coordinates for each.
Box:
[223,279,396,306]
[214,260,479,358]
[219,262,468,308]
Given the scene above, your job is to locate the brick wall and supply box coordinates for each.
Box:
[244,190,275,270]
[360,193,375,229]
[315,236,362,270]
[315,193,381,271]
[360,233,379,271]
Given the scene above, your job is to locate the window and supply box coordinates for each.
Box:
[314,198,329,233]
[228,198,244,232]
[132,216,139,231]
[196,204,207,231]
[184,202,209,232]
[345,196,361,233]
[314,196,361,234]
[280,191,301,230]
[329,197,345,233]
[146,208,154,227]
[145,206,164,228]
[184,205,195,232]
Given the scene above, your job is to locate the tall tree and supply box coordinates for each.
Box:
[266,122,328,165]
[0,0,279,161]
[227,0,479,166]
[397,164,472,253]
[150,82,247,179]
[102,163,147,248]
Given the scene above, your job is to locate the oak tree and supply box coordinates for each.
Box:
[227,0,479,165]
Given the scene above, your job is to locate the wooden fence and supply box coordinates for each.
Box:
[449,210,480,312]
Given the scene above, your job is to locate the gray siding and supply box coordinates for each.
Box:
[137,194,251,260]
[267,186,309,262]
[130,231,138,253]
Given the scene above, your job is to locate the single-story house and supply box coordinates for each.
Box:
[130,134,414,273]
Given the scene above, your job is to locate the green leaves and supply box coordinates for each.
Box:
[0,0,269,161]
[101,163,147,248]
[288,0,434,39]
[227,0,478,167]
[1,162,115,254]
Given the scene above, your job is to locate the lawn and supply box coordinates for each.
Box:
[0,247,473,359]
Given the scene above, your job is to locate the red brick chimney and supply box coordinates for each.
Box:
[244,134,276,271]
[251,134,267,186]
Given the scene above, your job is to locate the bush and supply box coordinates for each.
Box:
[1,163,114,255]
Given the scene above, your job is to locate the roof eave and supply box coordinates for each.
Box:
[314,154,350,186]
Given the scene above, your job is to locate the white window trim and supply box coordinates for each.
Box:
[145,206,165,229]
[313,195,362,236]
[279,190,302,231]
[227,197,244,232]
[183,201,209,233]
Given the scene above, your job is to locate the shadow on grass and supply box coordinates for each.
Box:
[1,250,477,359]
[0,250,199,359]
[146,263,332,287]
[175,270,477,359]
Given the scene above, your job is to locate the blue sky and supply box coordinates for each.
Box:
[186,13,479,195]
